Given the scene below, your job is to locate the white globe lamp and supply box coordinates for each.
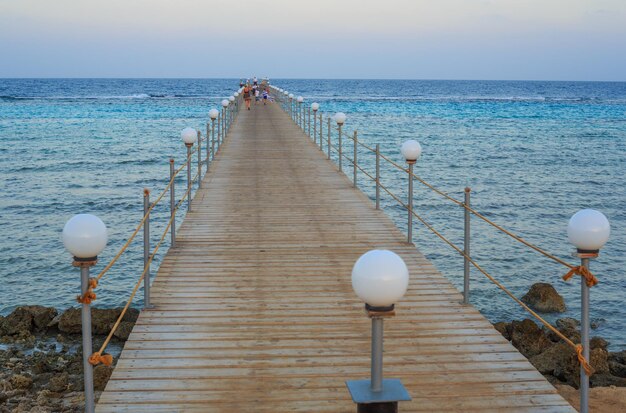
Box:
[221,99,229,107]
[297,96,304,103]
[229,96,235,102]
[568,209,610,252]
[334,112,346,125]
[63,214,108,259]
[181,127,197,146]
[352,250,409,308]
[401,140,422,164]
[208,109,219,120]
[311,102,319,112]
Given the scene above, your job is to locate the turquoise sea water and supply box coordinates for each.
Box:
[1,79,624,350]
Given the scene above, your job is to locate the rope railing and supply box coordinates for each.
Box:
[279,95,598,376]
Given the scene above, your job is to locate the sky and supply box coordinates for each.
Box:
[0,0,625,80]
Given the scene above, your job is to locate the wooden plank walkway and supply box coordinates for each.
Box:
[97,102,575,412]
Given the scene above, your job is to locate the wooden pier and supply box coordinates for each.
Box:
[96,103,575,412]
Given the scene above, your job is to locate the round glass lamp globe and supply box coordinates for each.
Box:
[284,91,288,96]
[221,99,229,107]
[181,127,197,145]
[567,209,610,251]
[401,140,422,162]
[352,250,409,307]
[289,93,294,99]
[234,92,239,97]
[334,112,347,125]
[229,96,235,102]
[208,109,219,120]
[63,214,108,258]
[311,102,319,111]
[297,96,304,103]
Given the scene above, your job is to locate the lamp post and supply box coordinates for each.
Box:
[297,96,304,129]
[567,209,610,413]
[288,93,294,119]
[312,103,319,144]
[401,140,422,244]
[221,99,229,143]
[234,92,239,115]
[62,214,108,413]
[181,127,197,212]
[229,96,235,126]
[209,109,219,160]
[283,90,288,110]
[346,250,412,413]
[334,112,346,172]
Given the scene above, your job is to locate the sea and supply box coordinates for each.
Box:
[0,79,624,351]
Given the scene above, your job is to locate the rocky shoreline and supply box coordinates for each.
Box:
[0,306,138,413]
[1,304,625,412]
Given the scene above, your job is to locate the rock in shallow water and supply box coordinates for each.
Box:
[521,282,566,313]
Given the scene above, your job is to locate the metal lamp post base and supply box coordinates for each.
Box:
[346,379,410,413]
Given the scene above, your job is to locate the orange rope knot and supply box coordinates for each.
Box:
[562,266,598,287]
[76,278,99,304]
[575,344,595,376]
[88,352,113,366]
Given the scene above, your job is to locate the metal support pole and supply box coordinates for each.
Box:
[186,145,192,212]
[221,110,225,144]
[327,118,331,160]
[353,131,358,188]
[319,113,323,151]
[197,131,202,189]
[143,189,152,309]
[169,159,176,247]
[371,317,384,392]
[206,123,210,173]
[211,119,216,160]
[376,144,380,210]
[580,257,590,413]
[407,162,414,243]
[80,264,95,413]
[313,111,317,144]
[338,124,343,172]
[308,107,311,137]
[463,187,471,304]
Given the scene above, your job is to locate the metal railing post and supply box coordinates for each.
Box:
[143,189,152,309]
[186,145,192,212]
[580,256,591,413]
[353,131,358,188]
[338,124,343,172]
[313,110,317,144]
[327,117,331,160]
[308,107,311,137]
[375,144,380,210]
[197,131,202,189]
[211,119,216,160]
[371,317,384,392]
[169,159,176,247]
[79,263,95,413]
[407,162,414,243]
[463,187,471,304]
[319,113,323,151]
[205,123,210,173]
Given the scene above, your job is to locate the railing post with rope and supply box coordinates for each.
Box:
[205,123,210,173]
[327,117,331,160]
[197,130,202,189]
[308,106,311,137]
[79,259,95,413]
[185,144,192,212]
[338,123,343,172]
[211,119,216,160]
[375,144,380,210]
[407,161,414,243]
[580,253,592,413]
[353,130,358,188]
[319,113,323,151]
[143,188,152,309]
[313,109,317,144]
[463,187,471,304]
[169,158,176,247]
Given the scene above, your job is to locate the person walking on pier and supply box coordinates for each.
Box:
[262,88,268,105]
[243,83,252,110]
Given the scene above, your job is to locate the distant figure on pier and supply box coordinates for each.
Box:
[262,89,268,105]
[243,83,252,110]
[253,76,258,86]
[254,88,260,104]
[239,79,244,88]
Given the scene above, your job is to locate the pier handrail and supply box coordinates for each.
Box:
[89,168,201,366]
[275,91,597,376]
[84,146,198,293]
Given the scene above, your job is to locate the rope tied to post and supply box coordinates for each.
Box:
[88,352,113,366]
[576,344,595,376]
[76,278,98,304]
[562,265,598,287]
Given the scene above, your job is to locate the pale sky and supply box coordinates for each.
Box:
[1,0,625,80]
